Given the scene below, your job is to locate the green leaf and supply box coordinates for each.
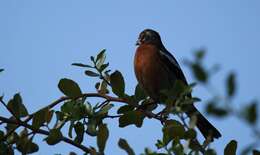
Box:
[98,80,109,95]
[134,84,146,102]
[184,129,197,140]
[86,119,98,136]
[58,78,82,98]
[19,128,28,137]
[96,49,106,69]
[73,103,88,120]
[206,102,228,117]
[32,108,49,129]
[6,132,18,144]
[226,72,236,97]
[195,50,205,61]
[155,140,165,149]
[97,124,109,153]
[172,140,184,155]
[16,137,39,154]
[68,121,74,138]
[74,122,84,144]
[69,152,77,155]
[90,56,95,62]
[61,101,86,120]
[7,93,28,118]
[181,83,196,97]
[85,102,93,116]
[95,82,100,90]
[118,138,135,155]
[242,101,258,125]
[110,70,125,97]
[55,111,65,121]
[99,63,109,72]
[72,63,93,68]
[45,129,63,145]
[163,120,185,145]
[119,111,145,128]
[46,110,54,124]
[96,49,106,62]
[181,97,201,106]
[5,117,18,133]
[224,140,237,155]
[0,141,14,155]
[61,101,74,114]
[85,70,100,77]
[13,93,27,115]
[205,149,217,155]
[191,63,208,82]
[144,148,159,155]
[117,105,135,114]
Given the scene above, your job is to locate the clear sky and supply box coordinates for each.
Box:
[0,0,259,154]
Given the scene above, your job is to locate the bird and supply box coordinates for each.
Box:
[134,29,221,140]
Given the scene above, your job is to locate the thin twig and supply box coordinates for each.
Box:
[178,113,189,129]
[103,115,122,119]
[96,100,109,109]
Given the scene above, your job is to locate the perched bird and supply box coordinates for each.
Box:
[134,29,221,140]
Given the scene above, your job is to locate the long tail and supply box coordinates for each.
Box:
[186,105,221,140]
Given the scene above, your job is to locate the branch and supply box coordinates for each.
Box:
[2,93,127,141]
[0,116,91,153]
[1,92,204,154]
[103,115,122,119]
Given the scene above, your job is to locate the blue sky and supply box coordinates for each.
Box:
[0,0,259,154]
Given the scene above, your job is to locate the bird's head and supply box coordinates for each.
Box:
[136,29,163,46]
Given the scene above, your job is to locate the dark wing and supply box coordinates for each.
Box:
[159,48,222,140]
[158,48,189,86]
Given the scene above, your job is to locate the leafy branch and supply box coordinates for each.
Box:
[0,49,259,155]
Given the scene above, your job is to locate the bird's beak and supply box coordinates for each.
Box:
[136,38,141,46]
